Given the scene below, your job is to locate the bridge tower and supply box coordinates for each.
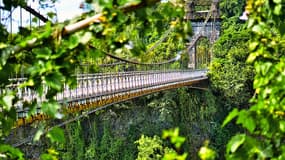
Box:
[185,0,221,69]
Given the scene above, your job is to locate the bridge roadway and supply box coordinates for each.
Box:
[10,69,207,126]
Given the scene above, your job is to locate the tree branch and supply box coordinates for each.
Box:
[4,1,162,56]
[22,5,49,23]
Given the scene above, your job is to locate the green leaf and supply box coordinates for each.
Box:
[80,32,92,44]
[199,146,216,160]
[41,101,60,118]
[47,12,56,19]
[46,127,65,143]
[227,134,246,153]
[1,94,14,111]
[273,4,282,15]
[263,62,273,75]
[45,72,64,91]
[68,34,80,49]
[252,24,264,35]
[94,0,113,11]
[34,128,44,142]
[247,18,255,28]
[237,110,256,133]
[273,0,282,4]
[39,22,53,39]
[246,51,258,63]
[0,48,12,68]
[118,0,141,6]
[280,121,285,132]
[0,144,24,160]
[0,43,7,49]
[249,42,259,51]
[222,108,239,127]
[173,136,186,148]
[35,47,52,60]
[40,153,56,160]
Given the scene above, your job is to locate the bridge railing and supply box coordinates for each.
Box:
[0,1,216,126]
[10,69,207,118]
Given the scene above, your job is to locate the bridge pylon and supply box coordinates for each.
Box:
[185,0,220,70]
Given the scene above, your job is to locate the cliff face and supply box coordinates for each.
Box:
[56,88,222,160]
[10,88,226,159]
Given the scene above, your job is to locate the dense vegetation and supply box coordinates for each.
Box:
[46,89,220,160]
[0,0,284,159]
[0,0,190,159]
[209,12,254,115]
[223,0,285,159]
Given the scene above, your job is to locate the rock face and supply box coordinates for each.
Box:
[64,88,218,160]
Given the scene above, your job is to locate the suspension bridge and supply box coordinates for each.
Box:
[0,0,221,130]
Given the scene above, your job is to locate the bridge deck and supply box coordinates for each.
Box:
[0,1,217,128]
[12,70,207,127]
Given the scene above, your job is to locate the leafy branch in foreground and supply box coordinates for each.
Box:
[223,0,285,159]
[0,0,189,159]
[136,128,187,160]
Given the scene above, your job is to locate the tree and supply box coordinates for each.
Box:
[136,128,188,160]
[209,18,254,109]
[0,0,190,159]
[222,0,285,159]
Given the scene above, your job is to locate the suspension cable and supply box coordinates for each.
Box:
[186,2,214,51]
[10,1,219,147]
[87,1,217,67]
[89,44,177,66]
[100,4,216,66]
[145,27,174,54]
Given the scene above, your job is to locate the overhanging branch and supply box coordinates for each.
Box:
[22,5,49,23]
[4,1,162,58]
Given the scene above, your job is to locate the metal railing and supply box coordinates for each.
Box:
[0,1,217,126]
[8,70,207,118]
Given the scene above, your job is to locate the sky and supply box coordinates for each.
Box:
[1,0,167,33]
[0,0,84,32]
[54,0,83,21]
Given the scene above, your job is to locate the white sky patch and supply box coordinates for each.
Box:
[0,0,84,32]
[55,0,83,22]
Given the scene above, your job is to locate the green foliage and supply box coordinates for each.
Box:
[136,128,187,160]
[198,141,216,160]
[162,128,187,160]
[40,149,59,160]
[0,144,24,160]
[57,119,130,160]
[46,127,65,144]
[0,24,8,42]
[61,121,85,159]
[2,0,26,10]
[51,88,220,160]
[134,89,222,159]
[162,128,185,149]
[219,0,246,18]
[0,91,16,137]
[177,89,217,123]
[0,0,190,158]
[223,0,285,159]
[136,135,166,160]
[209,17,254,108]
[98,123,124,159]
[196,38,211,69]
